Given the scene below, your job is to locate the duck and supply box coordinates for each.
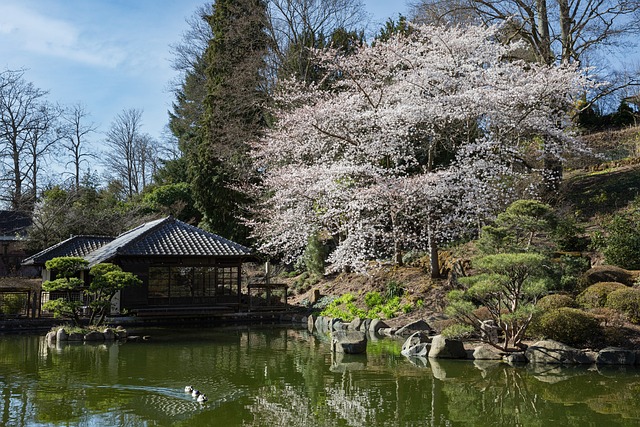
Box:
[192,389,201,398]
[184,385,193,393]
[197,393,208,403]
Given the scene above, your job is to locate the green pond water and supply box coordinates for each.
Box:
[1,326,640,426]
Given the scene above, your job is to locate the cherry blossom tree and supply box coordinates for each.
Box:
[249,24,590,274]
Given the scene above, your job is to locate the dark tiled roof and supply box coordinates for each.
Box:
[0,210,32,237]
[84,216,253,267]
[21,235,115,266]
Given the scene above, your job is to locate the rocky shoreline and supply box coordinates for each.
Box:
[299,313,640,366]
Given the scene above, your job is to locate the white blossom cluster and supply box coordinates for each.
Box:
[249,24,590,271]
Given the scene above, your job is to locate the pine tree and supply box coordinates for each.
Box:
[187,0,270,242]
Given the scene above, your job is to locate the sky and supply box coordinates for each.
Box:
[0,0,409,154]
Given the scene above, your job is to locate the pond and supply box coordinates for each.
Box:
[1,326,640,426]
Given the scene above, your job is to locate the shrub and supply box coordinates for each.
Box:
[601,201,640,269]
[536,294,577,312]
[577,282,626,309]
[441,323,474,339]
[320,293,365,321]
[606,287,640,323]
[530,307,602,347]
[364,291,383,309]
[385,281,405,300]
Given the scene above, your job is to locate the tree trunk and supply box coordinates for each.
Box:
[536,0,553,65]
[558,0,572,63]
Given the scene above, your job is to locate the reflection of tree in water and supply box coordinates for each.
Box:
[437,360,640,426]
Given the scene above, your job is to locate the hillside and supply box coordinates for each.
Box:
[285,125,640,333]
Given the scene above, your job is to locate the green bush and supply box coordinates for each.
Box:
[441,323,474,339]
[530,307,602,347]
[576,282,626,309]
[364,291,383,309]
[536,294,577,311]
[385,281,405,300]
[606,287,640,323]
[600,199,640,269]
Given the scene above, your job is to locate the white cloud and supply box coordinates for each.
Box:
[0,3,125,68]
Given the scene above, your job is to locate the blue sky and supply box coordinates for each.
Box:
[0,1,408,153]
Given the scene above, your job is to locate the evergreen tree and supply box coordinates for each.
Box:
[186,0,270,242]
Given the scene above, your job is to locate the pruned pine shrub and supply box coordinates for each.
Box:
[606,287,640,323]
[576,282,626,309]
[530,307,602,347]
[536,294,577,312]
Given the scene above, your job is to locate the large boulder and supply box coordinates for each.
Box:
[428,335,467,359]
[368,319,389,334]
[103,328,116,341]
[395,320,434,337]
[307,314,316,333]
[348,317,363,331]
[84,331,105,341]
[55,328,68,342]
[401,332,431,357]
[68,332,84,341]
[46,330,57,345]
[525,340,591,364]
[473,345,503,361]
[596,347,636,365]
[331,330,367,354]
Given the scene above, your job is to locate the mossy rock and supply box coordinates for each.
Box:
[577,282,627,309]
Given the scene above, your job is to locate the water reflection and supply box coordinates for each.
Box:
[1,328,640,426]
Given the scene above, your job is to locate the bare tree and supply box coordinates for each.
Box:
[60,103,98,189]
[0,69,52,210]
[266,0,367,82]
[103,108,157,198]
[410,0,640,65]
[24,101,63,205]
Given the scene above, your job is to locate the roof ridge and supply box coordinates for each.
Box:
[21,235,115,265]
[174,218,253,253]
[114,216,172,255]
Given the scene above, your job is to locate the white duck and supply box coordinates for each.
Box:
[197,393,208,403]
[184,385,193,393]
[192,389,201,398]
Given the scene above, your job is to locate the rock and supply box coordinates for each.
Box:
[68,332,84,341]
[473,345,503,360]
[84,331,104,341]
[142,335,151,341]
[103,328,116,341]
[127,335,141,342]
[525,340,591,364]
[479,320,499,343]
[401,331,431,357]
[55,328,68,342]
[308,314,316,332]
[300,316,308,324]
[368,319,389,333]
[428,335,467,359]
[310,289,321,305]
[314,316,327,333]
[331,330,367,354]
[596,347,636,365]
[503,352,527,365]
[56,328,69,342]
[359,318,371,332]
[378,327,398,336]
[348,317,363,331]
[395,320,434,337]
[46,330,57,344]
[115,328,128,339]
[331,318,347,331]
